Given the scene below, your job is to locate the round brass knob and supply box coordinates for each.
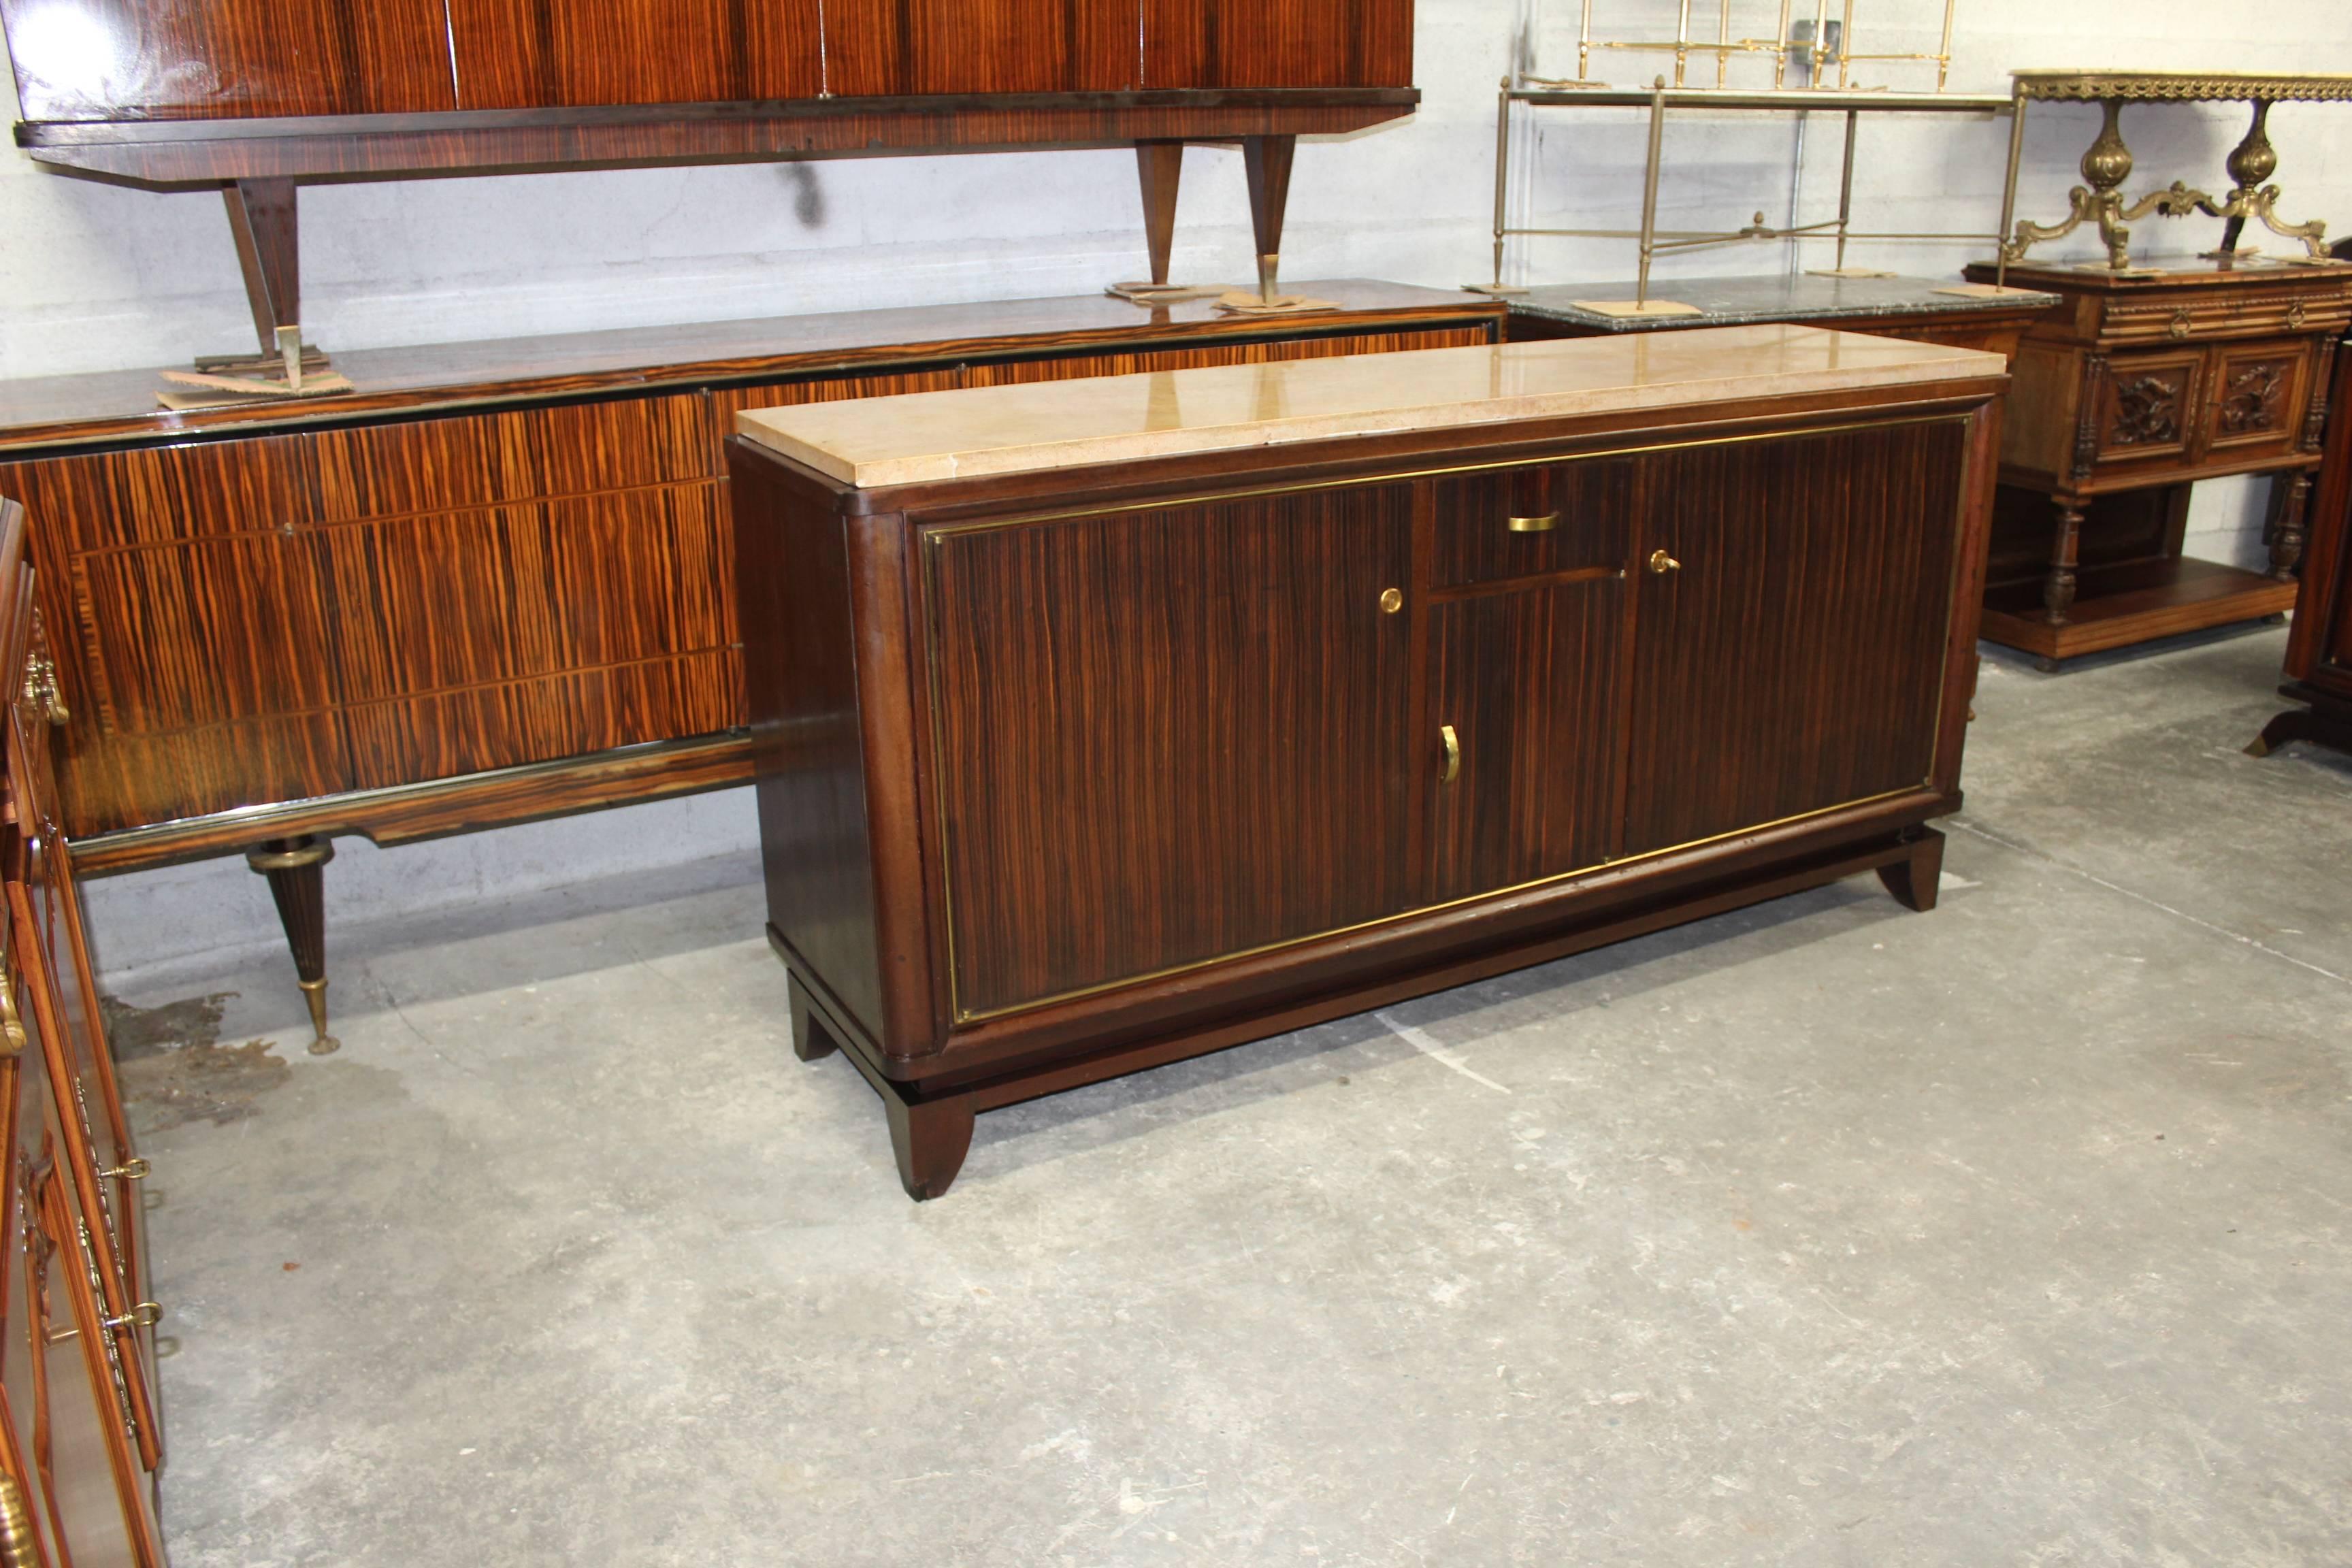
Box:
[1648,549,1682,574]
[1379,587,1404,615]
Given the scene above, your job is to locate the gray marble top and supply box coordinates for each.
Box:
[1509,274,2061,333]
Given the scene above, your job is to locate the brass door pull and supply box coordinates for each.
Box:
[1507,511,1560,533]
[1379,587,1404,614]
[101,1159,150,1183]
[1647,549,1682,574]
[1439,724,1460,783]
[21,651,66,727]
[103,1303,163,1333]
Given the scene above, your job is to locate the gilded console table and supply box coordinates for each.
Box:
[1992,71,2352,281]
[729,325,2006,1197]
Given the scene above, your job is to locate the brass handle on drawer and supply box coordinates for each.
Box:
[101,1158,150,1183]
[1507,511,1560,533]
[2168,307,2192,340]
[1647,549,1682,574]
[21,651,65,726]
[1439,724,1460,784]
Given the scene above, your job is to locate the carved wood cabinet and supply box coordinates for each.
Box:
[0,500,166,1568]
[730,329,2006,1198]
[1961,257,2352,668]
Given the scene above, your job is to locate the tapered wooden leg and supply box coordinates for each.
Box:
[2042,503,2083,625]
[883,1089,976,1202]
[1134,142,1183,287]
[1242,133,1296,304]
[1875,828,1944,913]
[785,969,838,1062]
[246,836,338,1055]
[2248,700,2352,758]
[223,178,307,385]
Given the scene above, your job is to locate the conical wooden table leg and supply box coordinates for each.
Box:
[246,836,338,1055]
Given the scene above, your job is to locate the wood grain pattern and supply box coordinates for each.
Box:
[449,0,822,108]
[0,0,455,121]
[1427,574,1627,902]
[826,0,1134,95]
[1622,422,1965,855]
[926,484,1416,1017]
[0,304,1490,855]
[1428,457,1633,589]
[1145,0,1412,88]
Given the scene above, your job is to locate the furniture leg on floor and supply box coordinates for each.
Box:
[246,836,337,1056]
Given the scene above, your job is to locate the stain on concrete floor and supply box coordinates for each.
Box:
[101,992,291,1131]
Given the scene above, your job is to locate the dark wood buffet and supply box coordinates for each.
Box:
[0,501,165,1568]
[0,284,1501,1047]
[730,327,2008,1198]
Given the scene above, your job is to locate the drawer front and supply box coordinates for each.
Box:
[2097,284,2352,347]
[2201,338,2313,460]
[1429,455,1635,588]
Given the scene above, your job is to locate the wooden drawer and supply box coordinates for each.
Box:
[1428,456,1635,588]
[2097,284,2352,348]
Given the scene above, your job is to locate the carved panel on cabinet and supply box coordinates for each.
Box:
[2217,361,2288,436]
[926,483,1416,1019]
[2203,340,2310,460]
[2108,369,2190,450]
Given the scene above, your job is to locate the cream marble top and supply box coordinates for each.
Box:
[734,325,2004,489]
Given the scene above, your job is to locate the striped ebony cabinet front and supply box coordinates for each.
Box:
[730,328,2006,1199]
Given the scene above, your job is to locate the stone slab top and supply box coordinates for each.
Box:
[734,323,2006,490]
[1508,274,2060,333]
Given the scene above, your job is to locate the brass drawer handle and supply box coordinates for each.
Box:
[21,651,66,727]
[101,1158,150,1183]
[104,1303,163,1333]
[2168,306,2192,340]
[1507,511,1560,533]
[1648,549,1682,574]
[1439,724,1460,783]
[0,979,22,1057]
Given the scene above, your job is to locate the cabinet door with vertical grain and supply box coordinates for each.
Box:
[1427,575,1629,904]
[1144,0,1413,88]
[928,483,1415,1019]
[826,0,1136,94]
[447,0,821,108]
[1622,422,1966,856]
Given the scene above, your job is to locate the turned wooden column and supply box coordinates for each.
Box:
[246,836,338,1056]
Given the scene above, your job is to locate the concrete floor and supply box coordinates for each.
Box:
[103,627,2351,1567]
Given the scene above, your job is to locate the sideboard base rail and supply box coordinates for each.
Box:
[776,817,1948,1203]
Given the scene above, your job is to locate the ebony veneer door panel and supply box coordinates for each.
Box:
[1428,576,1627,904]
[1622,422,1965,855]
[0,0,456,120]
[825,0,1137,95]
[928,484,1416,1019]
[447,0,822,108]
[1143,0,1413,87]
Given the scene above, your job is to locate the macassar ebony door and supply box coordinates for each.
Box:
[1622,422,1967,856]
[925,483,1417,1021]
[1425,457,1636,902]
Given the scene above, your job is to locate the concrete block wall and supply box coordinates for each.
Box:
[0,1,2345,979]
